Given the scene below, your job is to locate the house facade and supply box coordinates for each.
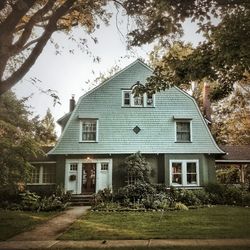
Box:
[29,60,224,194]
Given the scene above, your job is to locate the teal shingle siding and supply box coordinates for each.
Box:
[49,60,223,155]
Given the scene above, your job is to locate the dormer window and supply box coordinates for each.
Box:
[122,90,154,107]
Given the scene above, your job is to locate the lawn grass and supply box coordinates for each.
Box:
[60,206,250,240]
[0,209,58,241]
[41,247,250,250]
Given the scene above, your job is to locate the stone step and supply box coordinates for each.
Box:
[70,195,94,206]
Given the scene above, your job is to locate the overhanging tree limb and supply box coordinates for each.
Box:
[0,0,75,95]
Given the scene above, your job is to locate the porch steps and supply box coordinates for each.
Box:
[70,194,94,206]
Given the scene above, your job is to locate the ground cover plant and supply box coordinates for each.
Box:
[0,209,57,241]
[60,206,250,240]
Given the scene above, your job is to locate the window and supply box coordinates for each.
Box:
[133,95,144,106]
[81,119,98,142]
[122,90,154,107]
[43,165,56,184]
[123,91,131,106]
[176,121,191,142]
[70,163,78,171]
[101,163,109,171]
[146,93,154,106]
[29,164,56,185]
[170,160,199,186]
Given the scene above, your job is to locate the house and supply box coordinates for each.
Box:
[28,59,224,194]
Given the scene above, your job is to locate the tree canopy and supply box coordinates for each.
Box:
[0,0,249,99]
[0,91,57,193]
[128,0,250,100]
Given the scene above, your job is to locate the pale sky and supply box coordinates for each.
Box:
[13,8,204,135]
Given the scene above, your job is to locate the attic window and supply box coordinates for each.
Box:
[133,126,141,134]
[122,90,155,107]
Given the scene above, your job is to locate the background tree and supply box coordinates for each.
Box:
[127,0,250,100]
[32,108,57,146]
[211,87,250,145]
[0,91,40,194]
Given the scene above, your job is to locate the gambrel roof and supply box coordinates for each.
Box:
[49,59,223,155]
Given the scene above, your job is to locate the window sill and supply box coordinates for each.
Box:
[27,183,56,186]
[121,106,155,108]
[175,141,192,143]
[79,141,98,143]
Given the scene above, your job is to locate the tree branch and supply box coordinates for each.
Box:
[10,0,56,56]
[0,0,75,95]
[0,0,36,37]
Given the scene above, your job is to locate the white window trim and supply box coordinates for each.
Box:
[169,159,199,187]
[27,165,56,185]
[122,90,155,107]
[79,119,99,142]
[174,120,192,143]
[122,90,131,107]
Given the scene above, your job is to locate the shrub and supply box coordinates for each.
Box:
[192,189,210,204]
[19,191,41,211]
[174,202,189,211]
[93,188,113,205]
[204,183,226,204]
[115,182,156,204]
[176,189,201,206]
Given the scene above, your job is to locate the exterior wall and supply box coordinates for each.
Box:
[56,153,217,192]
[164,153,216,186]
[50,60,222,156]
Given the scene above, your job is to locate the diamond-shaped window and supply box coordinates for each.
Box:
[133,126,141,134]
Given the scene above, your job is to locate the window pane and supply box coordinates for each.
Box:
[82,120,97,141]
[101,163,109,171]
[42,165,56,183]
[172,162,182,184]
[187,174,197,184]
[134,95,143,106]
[70,163,78,171]
[187,162,197,184]
[187,162,196,173]
[147,94,153,106]
[176,122,190,142]
[30,166,40,183]
[124,92,130,105]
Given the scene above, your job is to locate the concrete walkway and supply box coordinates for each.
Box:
[0,239,250,249]
[8,206,89,241]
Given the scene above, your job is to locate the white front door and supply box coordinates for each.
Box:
[65,159,112,194]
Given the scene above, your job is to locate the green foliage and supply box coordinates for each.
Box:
[174,202,189,211]
[130,1,250,100]
[116,183,156,204]
[216,166,241,184]
[19,191,41,211]
[93,188,113,205]
[0,91,41,194]
[122,152,151,184]
[32,108,57,146]
[92,180,250,211]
